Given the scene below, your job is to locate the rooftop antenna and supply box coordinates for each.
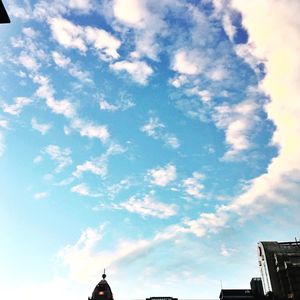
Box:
[220,280,223,290]
[102,268,106,279]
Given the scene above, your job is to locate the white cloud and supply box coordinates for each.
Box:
[34,76,76,119]
[110,60,153,85]
[33,155,43,164]
[71,118,109,143]
[19,53,39,70]
[222,13,236,42]
[71,183,98,197]
[220,244,235,257]
[182,172,205,199]
[0,119,9,128]
[213,99,259,160]
[49,17,87,52]
[141,117,180,149]
[34,192,48,200]
[69,0,92,12]
[85,27,121,60]
[52,51,71,68]
[170,75,188,88]
[113,0,146,27]
[52,51,92,83]
[73,143,125,179]
[1,97,32,115]
[183,207,229,237]
[73,160,107,178]
[34,75,109,143]
[44,145,72,173]
[31,118,51,135]
[49,18,121,60]
[172,49,206,75]
[99,98,135,112]
[58,223,186,284]
[148,164,177,187]
[186,87,212,103]
[118,194,177,218]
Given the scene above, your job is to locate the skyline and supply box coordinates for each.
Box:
[0,0,300,299]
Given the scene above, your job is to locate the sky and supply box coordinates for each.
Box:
[0,0,300,299]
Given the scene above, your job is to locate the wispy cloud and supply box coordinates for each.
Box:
[71,183,100,197]
[141,117,180,149]
[31,118,51,135]
[117,193,177,218]
[34,192,48,200]
[49,17,121,60]
[182,172,205,199]
[73,143,125,179]
[99,98,135,112]
[1,97,32,115]
[44,144,72,173]
[213,99,259,160]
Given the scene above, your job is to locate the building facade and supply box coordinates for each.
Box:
[257,241,300,299]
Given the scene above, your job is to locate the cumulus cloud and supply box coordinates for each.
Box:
[213,99,259,160]
[1,97,32,115]
[182,172,205,199]
[44,144,72,173]
[172,49,206,75]
[31,118,51,135]
[110,60,153,85]
[141,117,180,149]
[148,164,177,187]
[113,0,147,27]
[180,0,300,233]
[117,194,177,218]
[49,17,87,52]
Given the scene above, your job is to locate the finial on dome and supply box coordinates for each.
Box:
[102,268,106,279]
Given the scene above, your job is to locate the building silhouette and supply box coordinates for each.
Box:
[219,278,265,300]
[258,241,300,300]
[0,0,10,23]
[89,271,114,300]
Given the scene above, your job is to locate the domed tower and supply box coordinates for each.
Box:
[89,270,114,300]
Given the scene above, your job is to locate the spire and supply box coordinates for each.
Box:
[102,268,106,279]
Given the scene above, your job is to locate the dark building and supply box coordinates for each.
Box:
[219,278,265,300]
[0,0,10,23]
[89,272,114,300]
[146,297,178,300]
[258,241,300,299]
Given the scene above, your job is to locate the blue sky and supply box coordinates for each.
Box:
[1,0,300,299]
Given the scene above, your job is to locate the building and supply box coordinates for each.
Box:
[146,297,178,300]
[258,241,300,299]
[0,0,10,23]
[89,271,114,300]
[219,278,265,300]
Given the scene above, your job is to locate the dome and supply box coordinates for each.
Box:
[89,272,114,300]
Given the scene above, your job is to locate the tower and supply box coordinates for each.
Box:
[89,270,114,300]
